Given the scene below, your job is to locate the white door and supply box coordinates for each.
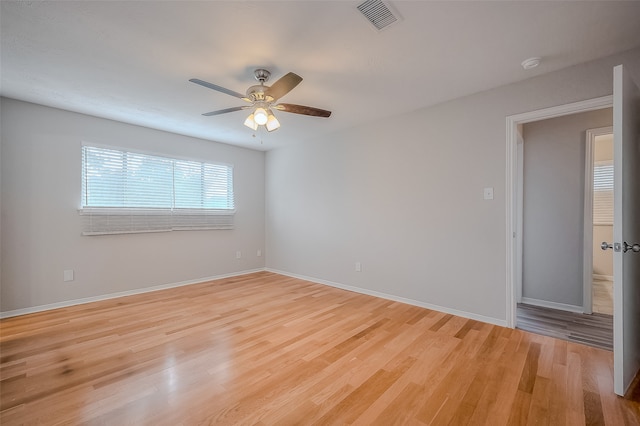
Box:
[610,65,640,396]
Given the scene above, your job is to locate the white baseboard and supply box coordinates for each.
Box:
[520,297,584,313]
[0,268,266,319]
[593,274,614,282]
[266,268,507,327]
[2,268,510,328]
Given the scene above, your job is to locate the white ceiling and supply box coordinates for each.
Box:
[2,1,640,151]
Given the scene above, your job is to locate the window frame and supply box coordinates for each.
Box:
[79,143,235,235]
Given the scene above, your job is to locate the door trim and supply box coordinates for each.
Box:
[505,95,613,328]
[583,126,613,315]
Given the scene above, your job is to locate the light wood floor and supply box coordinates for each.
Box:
[1,272,639,425]
[593,279,614,315]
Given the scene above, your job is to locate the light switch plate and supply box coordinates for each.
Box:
[63,270,74,282]
[483,187,494,200]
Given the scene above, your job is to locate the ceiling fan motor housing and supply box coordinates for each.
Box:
[247,69,273,102]
[246,85,273,103]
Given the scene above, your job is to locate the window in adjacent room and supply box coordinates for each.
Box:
[593,160,613,225]
[80,145,235,235]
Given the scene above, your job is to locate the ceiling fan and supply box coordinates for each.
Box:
[189,69,331,132]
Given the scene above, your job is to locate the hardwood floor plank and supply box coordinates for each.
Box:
[526,375,551,426]
[428,313,453,332]
[446,365,493,425]
[584,389,606,426]
[507,390,533,425]
[370,382,428,426]
[567,351,588,424]
[548,362,569,425]
[518,342,541,394]
[314,357,415,425]
[415,332,489,423]
[1,272,638,425]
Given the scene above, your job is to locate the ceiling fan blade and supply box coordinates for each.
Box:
[274,103,332,118]
[202,106,251,116]
[189,78,249,101]
[264,72,303,101]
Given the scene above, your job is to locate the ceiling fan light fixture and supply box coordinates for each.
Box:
[243,113,258,131]
[190,69,332,138]
[266,111,280,132]
[254,107,268,125]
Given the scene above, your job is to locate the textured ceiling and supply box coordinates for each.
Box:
[2,1,640,151]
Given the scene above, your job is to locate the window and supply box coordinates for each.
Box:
[593,160,613,225]
[80,145,235,235]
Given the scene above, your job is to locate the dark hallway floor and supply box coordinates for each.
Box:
[516,303,613,351]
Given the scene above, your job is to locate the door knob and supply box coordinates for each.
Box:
[601,241,639,252]
[623,242,640,253]
[602,242,622,252]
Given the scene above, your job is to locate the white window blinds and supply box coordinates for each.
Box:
[80,145,235,235]
[593,160,613,225]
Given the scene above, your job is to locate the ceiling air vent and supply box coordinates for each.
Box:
[357,0,400,31]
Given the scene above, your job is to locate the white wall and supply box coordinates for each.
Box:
[265,47,640,324]
[521,109,612,307]
[1,98,265,313]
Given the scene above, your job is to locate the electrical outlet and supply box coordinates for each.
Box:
[236,251,242,259]
[355,262,362,272]
[257,249,262,257]
[63,270,74,282]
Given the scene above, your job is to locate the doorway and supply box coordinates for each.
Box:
[585,128,614,316]
[505,97,614,351]
[516,108,613,310]
[506,95,613,327]
[509,104,614,351]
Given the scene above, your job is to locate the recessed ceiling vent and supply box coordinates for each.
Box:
[357,0,400,31]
